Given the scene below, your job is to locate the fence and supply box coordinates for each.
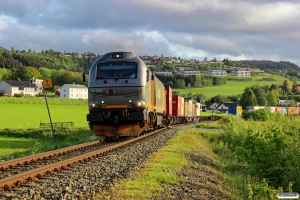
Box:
[40,122,74,129]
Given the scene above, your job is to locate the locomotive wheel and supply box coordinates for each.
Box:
[148,112,157,129]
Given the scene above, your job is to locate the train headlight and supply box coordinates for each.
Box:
[89,102,101,109]
[131,100,146,108]
[101,100,105,104]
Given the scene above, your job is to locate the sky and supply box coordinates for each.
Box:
[0,0,300,66]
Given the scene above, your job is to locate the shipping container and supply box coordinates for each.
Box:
[184,100,193,117]
[196,103,201,117]
[253,106,266,111]
[172,95,184,117]
[288,107,300,115]
[276,107,283,113]
[282,107,287,114]
[191,101,201,117]
[164,85,172,116]
[265,106,276,113]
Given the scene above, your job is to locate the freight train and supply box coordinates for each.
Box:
[84,52,201,138]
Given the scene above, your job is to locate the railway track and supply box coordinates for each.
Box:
[0,127,176,199]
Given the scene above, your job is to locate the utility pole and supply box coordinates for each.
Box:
[42,79,57,149]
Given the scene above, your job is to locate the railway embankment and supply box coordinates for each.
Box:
[96,125,237,199]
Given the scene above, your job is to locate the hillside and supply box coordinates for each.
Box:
[240,60,300,76]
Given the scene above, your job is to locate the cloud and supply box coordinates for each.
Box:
[0,0,299,66]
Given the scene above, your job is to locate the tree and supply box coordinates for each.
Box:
[227,94,241,104]
[289,99,297,107]
[251,86,266,97]
[282,80,291,94]
[266,90,278,106]
[27,67,42,79]
[39,67,52,79]
[174,79,185,88]
[10,47,15,54]
[257,97,268,106]
[239,87,257,109]
[215,94,230,103]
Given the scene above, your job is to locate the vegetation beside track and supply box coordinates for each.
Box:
[97,129,237,199]
[0,128,100,161]
[199,114,300,199]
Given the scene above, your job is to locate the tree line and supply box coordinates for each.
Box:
[155,74,227,89]
[0,47,98,72]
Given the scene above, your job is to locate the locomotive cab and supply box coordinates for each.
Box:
[86,52,166,137]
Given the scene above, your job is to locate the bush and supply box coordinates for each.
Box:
[242,109,274,121]
[13,92,24,97]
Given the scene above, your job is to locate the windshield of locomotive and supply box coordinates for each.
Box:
[96,62,137,79]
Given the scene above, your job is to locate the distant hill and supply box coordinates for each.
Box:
[240,60,300,77]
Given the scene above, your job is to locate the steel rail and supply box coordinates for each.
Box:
[0,140,102,171]
[0,128,166,191]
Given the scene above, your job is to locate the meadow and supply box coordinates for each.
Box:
[173,73,287,98]
[0,104,89,129]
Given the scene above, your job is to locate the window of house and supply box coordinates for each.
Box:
[64,94,66,97]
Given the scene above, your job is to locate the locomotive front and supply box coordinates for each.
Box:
[86,52,164,137]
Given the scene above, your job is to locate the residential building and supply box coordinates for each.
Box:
[292,84,300,93]
[231,69,251,76]
[278,100,293,107]
[206,69,227,76]
[0,80,38,96]
[180,70,200,76]
[154,71,173,76]
[57,84,88,99]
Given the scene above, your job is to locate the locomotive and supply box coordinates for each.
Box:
[85,52,201,138]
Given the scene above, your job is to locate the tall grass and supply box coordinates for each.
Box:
[0,128,99,161]
[199,114,300,199]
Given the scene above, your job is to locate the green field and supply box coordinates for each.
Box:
[173,74,287,98]
[0,104,89,129]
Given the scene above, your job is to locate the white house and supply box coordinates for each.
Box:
[57,84,88,99]
[180,70,200,76]
[278,100,293,106]
[0,80,38,96]
[154,71,173,76]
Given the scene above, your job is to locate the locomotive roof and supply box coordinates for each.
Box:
[98,52,137,61]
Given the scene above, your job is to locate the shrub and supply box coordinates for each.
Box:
[242,109,273,121]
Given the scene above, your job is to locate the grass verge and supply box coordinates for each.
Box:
[0,128,100,161]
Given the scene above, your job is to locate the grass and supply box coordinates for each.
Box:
[173,74,287,98]
[0,104,89,129]
[0,128,99,161]
[196,120,225,129]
